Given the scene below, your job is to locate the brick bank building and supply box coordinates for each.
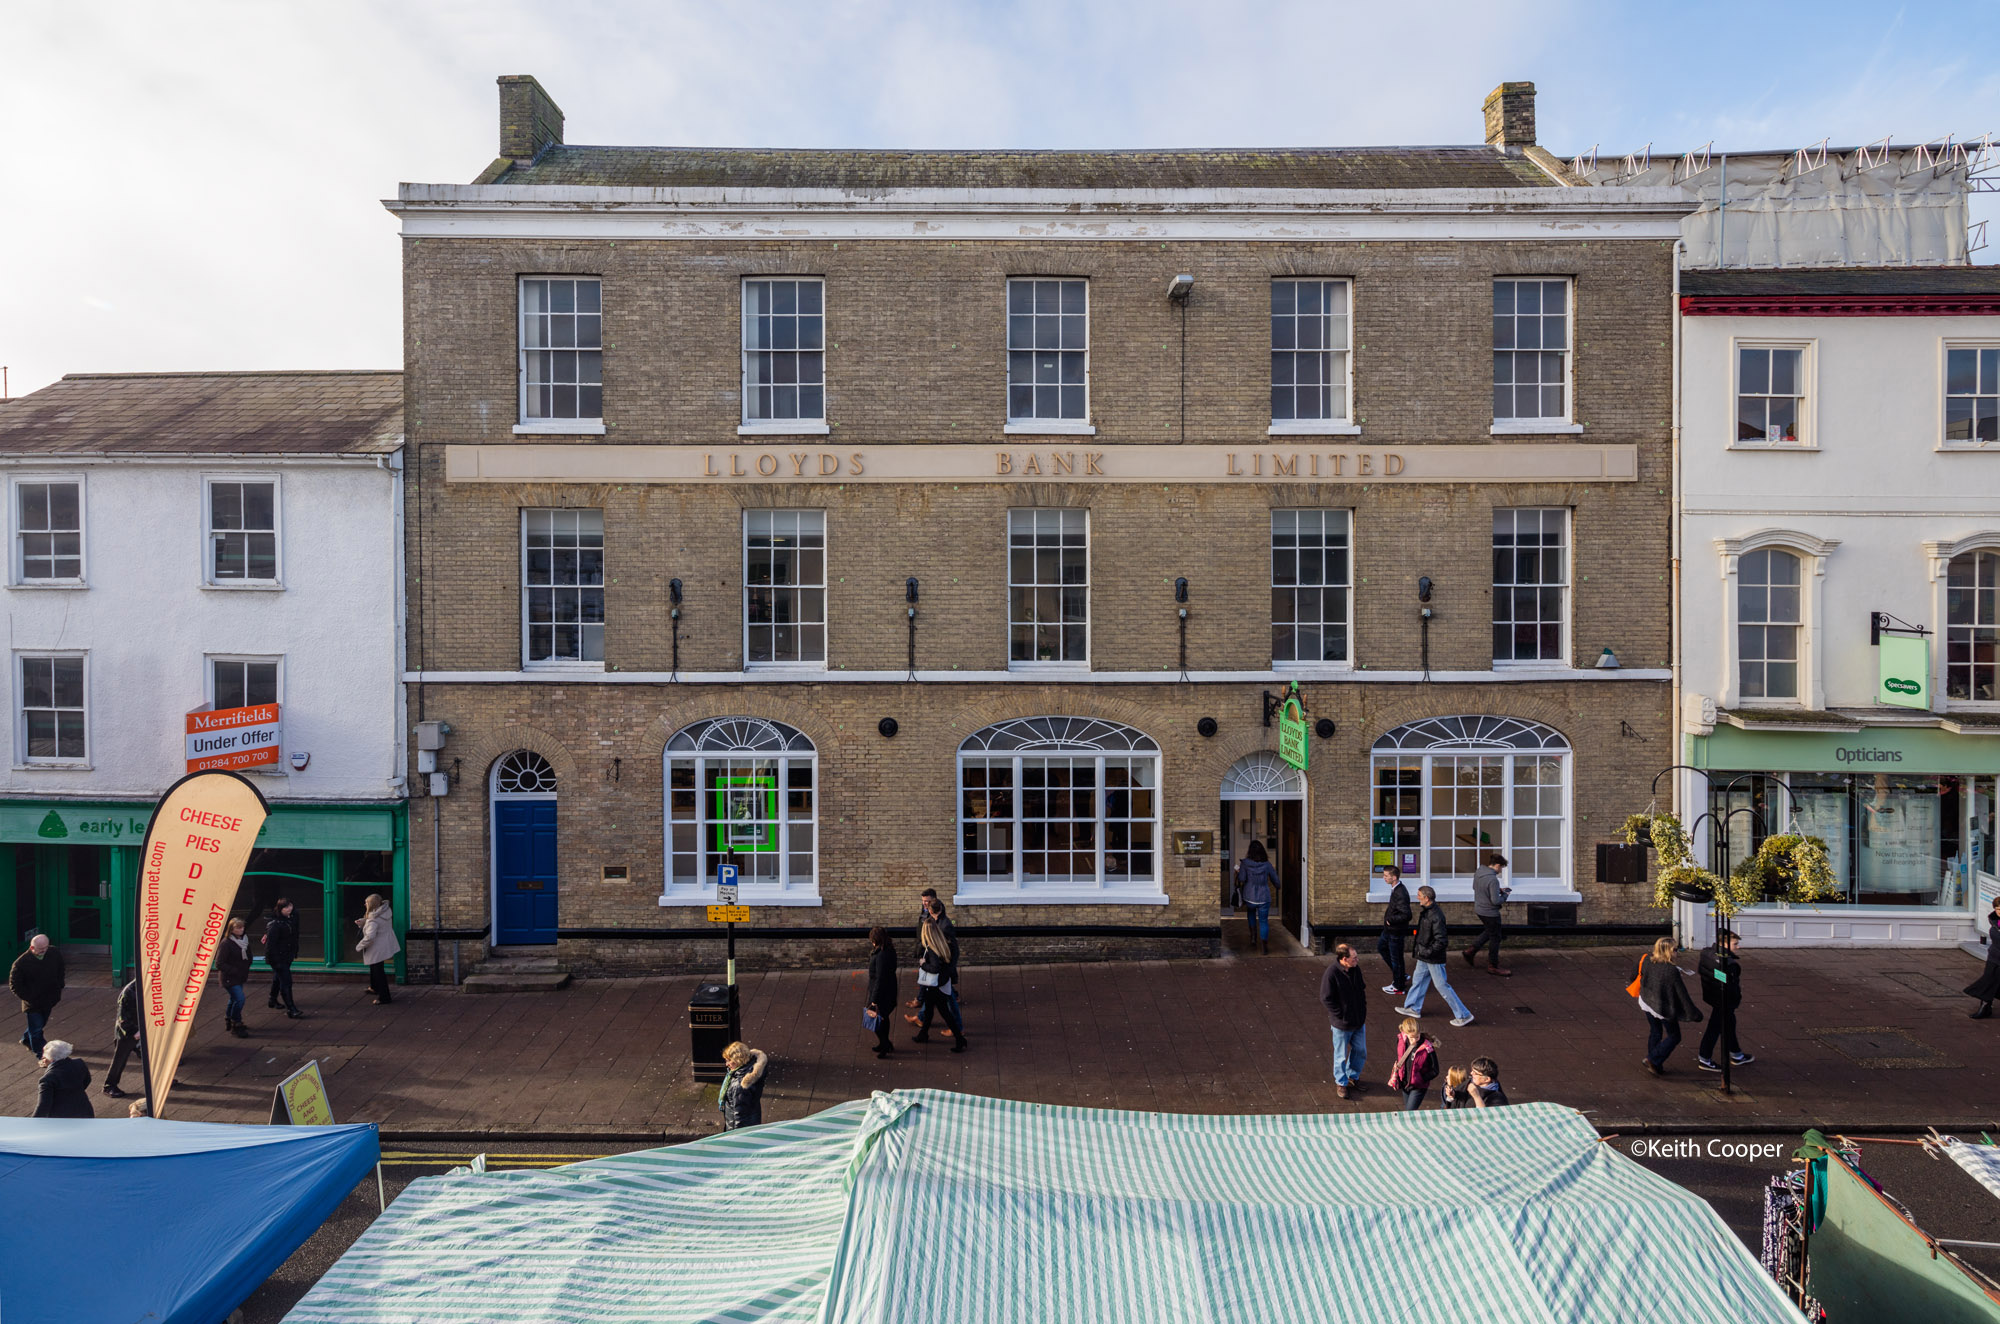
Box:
[395,77,1688,975]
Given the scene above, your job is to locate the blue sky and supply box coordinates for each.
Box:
[2,0,1994,395]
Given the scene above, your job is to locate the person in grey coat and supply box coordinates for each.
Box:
[1463,852,1511,977]
[1235,841,1280,956]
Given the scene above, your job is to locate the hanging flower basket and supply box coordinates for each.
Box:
[1732,833,1839,910]
[1669,879,1715,903]
[1623,810,1725,914]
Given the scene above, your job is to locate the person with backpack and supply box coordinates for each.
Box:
[1386,1016,1439,1111]
[1319,942,1368,1099]
[1695,929,1754,1072]
[1377,865,1412,995]
[1235,841,1279,956]
[1632,937,1703,1075]
[1397,886,1475,1027]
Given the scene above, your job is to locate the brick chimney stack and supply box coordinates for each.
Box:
[498,75,564,166]
[1483,81,1536,149]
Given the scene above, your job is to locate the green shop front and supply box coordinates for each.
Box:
[1685,718,1998,947]
[0,799,407,979]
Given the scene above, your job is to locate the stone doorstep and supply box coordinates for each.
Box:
[461,971,573,994]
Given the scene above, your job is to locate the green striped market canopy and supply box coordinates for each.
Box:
[285,1091,1797,1324]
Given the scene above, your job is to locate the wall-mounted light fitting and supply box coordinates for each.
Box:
[878,717,899,738]
[1166,274,1194,304]
[1196,717,1218,738]
[1315,718,1337,740]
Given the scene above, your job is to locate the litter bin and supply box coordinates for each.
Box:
[689,981,740,1082]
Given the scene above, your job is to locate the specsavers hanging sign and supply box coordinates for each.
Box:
[186,702,282,773]
[140,771,269,1116]
[1878,635,1931,711]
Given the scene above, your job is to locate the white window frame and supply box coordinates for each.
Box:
[743,509,827,670]
[1364,716,1576,904]
[205,654,284,710]
[16,651,89,767]
[515,275,606,436]
[1491,276,1579,434]
[954,717,1166,905]
[1730,338,1816,450]
[1007,508,1089,671]
[1270,508,1354,669]
[1716,530,1838,711]
[520,508,606,673]
[660,718,821,906]
[1491,507,1571,669]
[1268,278,1358,436]
[1942,339,2000,450]
[1004,277,1095,436]
[1734,548,1804,703]
[9,475,86,587]
[739,277,830,436]
[1927,535,2000,710]
[202,475,282,588]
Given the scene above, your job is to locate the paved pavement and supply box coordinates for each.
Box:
[6,923,1997,1134]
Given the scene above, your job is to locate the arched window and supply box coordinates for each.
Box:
[1370,716,1571,894]
[1220,750,1305,800]
[958,717,1163,900]
[1947,550,1999,702]
[493,750,558,796]
[663,718,817,899]
[1738,549,1801,701]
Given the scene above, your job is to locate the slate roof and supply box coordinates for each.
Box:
[1681,267,2000,297]
[480,145,1559,191]
[0,371,403,456]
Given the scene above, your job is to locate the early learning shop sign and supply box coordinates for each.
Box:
[185,703,283,773]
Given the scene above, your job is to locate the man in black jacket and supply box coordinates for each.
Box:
[103,975,140,1099]
[1396,887,1475,1027]
[1320,943,1369,1099]
[1376,865,1412,995]
[9,934,64,1056]
[1695,930,1753,1071]
[261,899,306,1018]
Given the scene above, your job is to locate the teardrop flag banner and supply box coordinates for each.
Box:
[138,770,269,1117]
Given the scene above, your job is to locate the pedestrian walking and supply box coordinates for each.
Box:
[1398,886,1475,1027]
[1634,937,1703,1076]
[1438,1065,1472,1109]
[9,933,65,1057]
[1695,929,1754,1071]
[1319,942,1368,1098]
[906,888,961,1038]
[912,913,968,1052]
[1235,842,1279,955]
[1377,864,1412,995]
[1468,1056,1508,1107]
[1463,852,1512,976]
[33,1040,93,1118]
[1966,896,2000,1020]
[262,899,305,1019]
[865,927,897,1058]
[215,917,253,1039]
[718,1041,768,1129]
[1386,1017,1439,1112]
[102,975,140,1100]
[354,894,401,1006]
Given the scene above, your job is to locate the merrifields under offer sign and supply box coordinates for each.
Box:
[186,702,283,773]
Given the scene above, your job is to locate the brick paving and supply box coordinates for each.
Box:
[7,928,1996,1135]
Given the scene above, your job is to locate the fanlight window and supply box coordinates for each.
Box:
[1220,751,1306,799]
[1369,716,1569,888]
[1371,715,1568,752]
[494,750,558,795]
[666,717,815,753]
[958,717,1161,893]
[665,717,817,895]
[958,716,1158,754]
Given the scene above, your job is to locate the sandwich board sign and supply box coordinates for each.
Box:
[271,1060,334,1126]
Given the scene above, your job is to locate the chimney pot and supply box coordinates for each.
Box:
[498,75,564,165]
[1483,81,1536,149]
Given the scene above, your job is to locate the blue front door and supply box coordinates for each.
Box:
[495,800,558,945]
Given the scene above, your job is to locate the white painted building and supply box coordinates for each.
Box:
[1676,268,2000,947]
[0,371,408,975]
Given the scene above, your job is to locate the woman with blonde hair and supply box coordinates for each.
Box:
[913,913,968,1053]
[354,893,402,1006]
[718,1041,768,1129]
[1636,936,1703,1076]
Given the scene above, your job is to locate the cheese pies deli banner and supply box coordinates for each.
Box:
[138,770,270,1116]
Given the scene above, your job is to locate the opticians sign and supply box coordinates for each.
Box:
[185,703,283,773]
[1877,635,1931,711]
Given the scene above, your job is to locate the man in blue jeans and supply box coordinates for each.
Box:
[1399,886,1475,1027]
[1320,942,1369,1099]
[1235,842,1279,956]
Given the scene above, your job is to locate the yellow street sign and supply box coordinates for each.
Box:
[706,905,750,923]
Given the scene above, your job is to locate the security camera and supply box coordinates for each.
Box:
[1167,274,1193,304]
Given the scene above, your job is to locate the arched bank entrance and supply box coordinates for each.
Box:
[1219,750,1307,943]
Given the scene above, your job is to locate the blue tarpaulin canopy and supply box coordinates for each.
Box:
[0,1117,379,1324]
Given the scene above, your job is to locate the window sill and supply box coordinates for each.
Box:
[951,888,1171,906]
[745,662,829,674]
[1366,884,1581,904]
[1492,659,1572,671]
[1490,421,1583,436]
[9,581,88,591]
[13,762,92,772]
[513,421,607,437]
[1007,662,1092,673]
[657,892,824,908]
[1726,442,1817,453]
[1937,443,2000,453]
[1274,660,1353,672]
[737,422,831,437]
[1267,422,1361,437]
[523,661,606,674]
[202,581,285,592]
[1003,422,1097,436]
